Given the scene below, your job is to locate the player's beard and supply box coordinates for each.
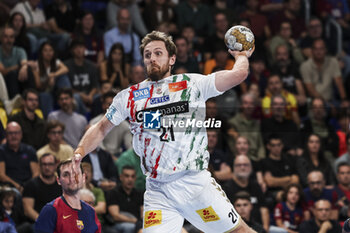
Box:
[147,62,170,81]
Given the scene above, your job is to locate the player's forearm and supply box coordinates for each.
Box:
[214,55,249,92]
[75,117,113,158]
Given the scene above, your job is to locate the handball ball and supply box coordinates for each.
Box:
[224,25,255,51]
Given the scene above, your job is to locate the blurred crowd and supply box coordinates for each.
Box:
[0,0,350,232]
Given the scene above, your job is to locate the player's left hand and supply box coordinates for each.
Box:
[228,45,255,59]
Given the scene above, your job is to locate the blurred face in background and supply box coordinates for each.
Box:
[120,168,136,190]
[234,155,252,179]
[337,165,350,187]
[207,130,218,150]
[234,199,252,221]
[42,44,54,62]
[215,13,228,33]
[312,39,327,62]
[82,13,94,32]
[235,137,249,155]
[307,134,321,154]
[6,122,22,149]
[11,14,24,32]
[48,125,64,146]
[307,171,325,197]
[313,200,331,223]
[286,186,300,206]
[40,154,57,179]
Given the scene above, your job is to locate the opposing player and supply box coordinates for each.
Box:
[73,31,255,233]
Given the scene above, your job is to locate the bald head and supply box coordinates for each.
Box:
[6,121,22,149]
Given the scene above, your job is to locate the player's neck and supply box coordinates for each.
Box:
[63,193,82,210]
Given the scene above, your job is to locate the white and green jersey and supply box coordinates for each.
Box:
[106,73,223,181]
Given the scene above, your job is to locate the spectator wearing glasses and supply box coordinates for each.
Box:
[37,120,73,163]
[22,153,61,222]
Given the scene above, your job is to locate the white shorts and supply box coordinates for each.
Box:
[143,170,241,233]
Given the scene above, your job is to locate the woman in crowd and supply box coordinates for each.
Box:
[273,184,304,233]
[8,12,31,58]
[73,11,104,66]
[100,43,130,90]
[296,133,337,187]
[32,42,71,117]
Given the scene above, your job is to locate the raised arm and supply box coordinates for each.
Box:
[214,49,253,92]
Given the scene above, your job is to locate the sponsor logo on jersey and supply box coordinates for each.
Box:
[63,215,71,219]
[168,81,187,92]
[133,88,150,101]
[196,206,220,223]
[150,95,170,105]
[136,101,189,122]
[144,110,162,129]
[144,210,162,228]
[76,220,84,230]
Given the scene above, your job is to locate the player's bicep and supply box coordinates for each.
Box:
[34,205,57,233]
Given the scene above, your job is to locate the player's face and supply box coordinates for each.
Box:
[58,163,85,196]
[234,199,252,221]
[143,40,175,81]
[286,187,299,205]
[337,165,350,186]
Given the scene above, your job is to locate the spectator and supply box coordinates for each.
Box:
[233,191,266,233]
[99,43,130,90]
[0,187,31,233]
[262,74,300,126]
[64,39,99,115]
[90,81,113,119]
[36,120,73,162]
[334,162,350,222]
[300,98,339,160]
[223,155,269,231]
[208,129,232,182]
[0,122,39,193]
[203,43,234,75]
[8,12,31,58]
[335,135,350,172]
[8,88,46,150]
[104,8,142,66]
[300,38,348,105]
[269,0,306,39]
[260,134,299,205]
[269,21,304,66]
[296,134,337,187]
[240,0,271,54]
[0,26,33,99]
[129,65,145,86]
[89,91,132,157]
[47,88,87,148]
[106,0,148,36]
[115,149,146,192]
[81,162,106,223]
[73,11,104,66]
[273,184,304,233]
[31,42,70,117]
[227,93,265,162]
[35,159,101,233]
[44,0,77,33]
[81,147,118,192]
[22,153,62,222]
[299,199,341,233]
[261,95,301,155]
[142,0,176,34]
[173,36,200,73]
[174,0,214,41]
[203,12,230,61]
[336,113,350,157]
[271,44,307,107]
[303,170,339,220]
[10,0,70,53]
[106,165,143,233]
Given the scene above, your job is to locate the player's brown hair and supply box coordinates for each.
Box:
[140,31,177,57]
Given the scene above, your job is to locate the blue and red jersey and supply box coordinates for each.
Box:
[274,202,303,230]
[35,196,101,233]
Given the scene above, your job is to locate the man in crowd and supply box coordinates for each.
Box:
[0,121,38,192]
[48,88,87,148]
[9,88,46,150]
[22,153,62,222]
[335,162,350,221]
[106,165,143,233]
[223,155,269,232]
[172,36,199,73]
[37,120,74,162]
[35,159,101,232]
[299,199,341,233]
